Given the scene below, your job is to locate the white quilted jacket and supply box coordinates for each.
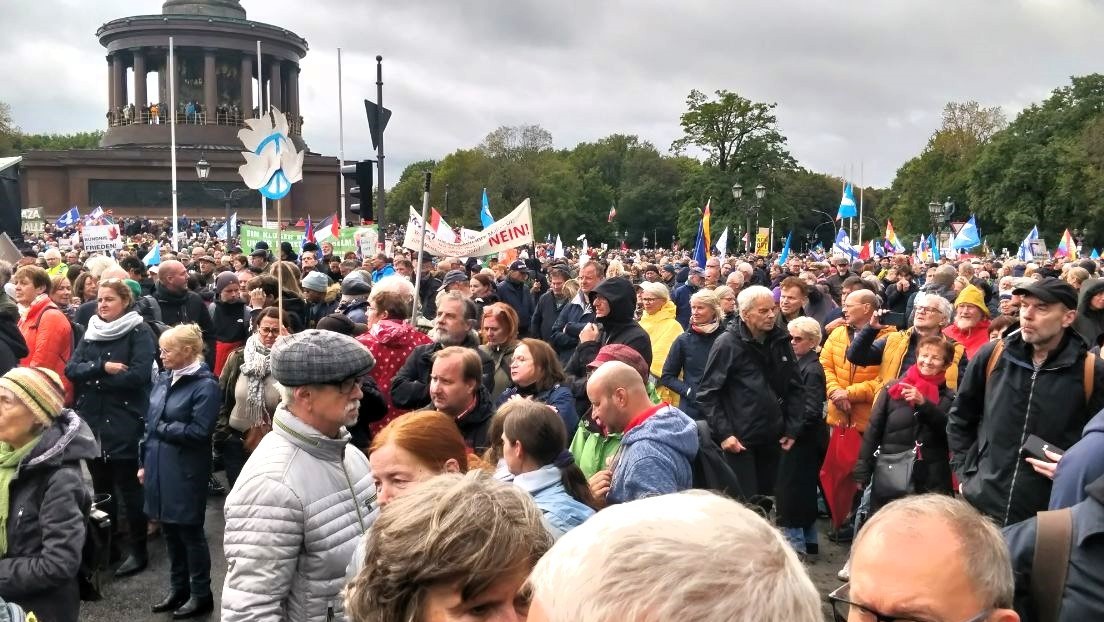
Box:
[221,406,377,622]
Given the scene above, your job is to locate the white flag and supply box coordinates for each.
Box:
[715,227,729,261]
[553,235,564,259]
[579,238,589,267]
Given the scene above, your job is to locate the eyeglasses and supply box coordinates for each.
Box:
[257,327,282,336]
[640,297,660,303]
[325,374,368,395]
[828,584,992,622]
[914,306,943,316]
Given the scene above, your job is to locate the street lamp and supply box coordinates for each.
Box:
[195,155,251,242]
[927,197,955,257]
[732,182,768,253]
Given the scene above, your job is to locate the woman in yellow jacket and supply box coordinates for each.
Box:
[637,282,683,406]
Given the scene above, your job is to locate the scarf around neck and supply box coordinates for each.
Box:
[0,435,43,556]
[85,310,145,342]
[240,334,273,425]
[888,364,944,406]
[691,319,721,335]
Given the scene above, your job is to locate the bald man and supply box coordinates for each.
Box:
[586,361,698,507]
[154,259,216,366]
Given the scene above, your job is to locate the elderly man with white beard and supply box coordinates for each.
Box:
[389,292,496,409]
[221,329,379,622]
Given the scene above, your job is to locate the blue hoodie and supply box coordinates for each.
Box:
[1050,410,1104,509]
[513,464,595,539]
[608,405,698,504]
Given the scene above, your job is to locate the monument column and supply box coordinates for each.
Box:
[287,64,300,118]
[269,61,283,112]
[203,49,217,123]
[132,49,147,110]
[106,56,115,113]
[111,54,126,110]
[239,54,253,118]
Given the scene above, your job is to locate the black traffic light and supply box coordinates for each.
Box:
[340,160,375,222]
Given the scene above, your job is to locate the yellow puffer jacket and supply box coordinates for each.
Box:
[820,324,896,432]
[639,300,684,406]
[879,328,964,392]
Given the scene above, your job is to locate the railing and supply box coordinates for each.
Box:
[106,108,303,136]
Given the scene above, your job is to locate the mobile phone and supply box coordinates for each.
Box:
[1022,434,1065,461]
[881,311,905,326]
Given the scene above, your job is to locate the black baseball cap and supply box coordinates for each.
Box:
[1012,277,1078,309]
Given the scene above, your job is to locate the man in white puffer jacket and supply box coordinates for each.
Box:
[221,329,378,622]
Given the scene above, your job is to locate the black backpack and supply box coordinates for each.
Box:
[690,420,745,500]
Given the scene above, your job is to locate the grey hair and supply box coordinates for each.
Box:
[788,316,823,348]
[913,291,953,322]
[725,270,745,288]
[369,274,415,302]
[84,255,119,278]
[853,494,1014,609]
[527,490,822,622]
[345,471,552,622]
[638,281,669,302]
[736,285,774,314]
[0,260,11,285]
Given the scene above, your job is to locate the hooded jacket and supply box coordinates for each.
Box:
[1049,409,1104,509]
[357,320,433,432]
[512,464,594,539]
[697,316,806,446]
[639,300,684,405]
[221,406,377,622]
[1074,277,1104,347]
[607,405,698,504]
[0,411,98,622]
[948,332,1104,526]
[564,278,653,380]
[0,293,27,376]
[549,290,595,364]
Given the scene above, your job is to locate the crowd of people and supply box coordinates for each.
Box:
[0,224,1103,621]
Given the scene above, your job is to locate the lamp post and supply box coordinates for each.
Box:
[732,183,747,252]
[927,197,955,257]
[642,234,649,249]
[732,182,768,254]
[195,155,251,241]
[755,184,767,252]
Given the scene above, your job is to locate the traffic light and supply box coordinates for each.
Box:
[340,160,374,222]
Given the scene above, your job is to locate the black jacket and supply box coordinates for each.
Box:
[1005,474,1104,622]
[496,278,535,336]
[454,386,496,454]
[0,411,99,622]
[1074,278,1104,347]
[564,278,653,404]
[389,334,496,410]
[659,326,723,420]
[531,290,568,342]
[949,332,1104,526]
[154,284,215,367]
[212,300,250,343]
[0,294,28,376]
[854,379,954,503]
[883,279,918,329]
[696,316,805,446]
[64,322,157,460]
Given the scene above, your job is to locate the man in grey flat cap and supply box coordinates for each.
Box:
[221,329,378,622]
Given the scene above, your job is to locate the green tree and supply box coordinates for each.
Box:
[671,89,795,174]
[0,101,15,156]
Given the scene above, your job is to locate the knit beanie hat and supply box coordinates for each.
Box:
[123,279,143,302]
[0,367,65,426]
[955,284,989,318]
[215,271,239,295]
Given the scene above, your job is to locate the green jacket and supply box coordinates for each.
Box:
[569,382,661,478]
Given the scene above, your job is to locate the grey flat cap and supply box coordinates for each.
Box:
[270,329,375,387]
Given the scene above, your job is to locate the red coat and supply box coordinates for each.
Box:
[357,320,432,433]
[19,296,74,404]
[944,318,991,360]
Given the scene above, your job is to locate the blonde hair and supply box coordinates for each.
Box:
[267,261,303,298]
[787,316,823,348]
[160,324,205,363]
[561,278,579,301]
[638,281,669,302]
[527,490,821,621]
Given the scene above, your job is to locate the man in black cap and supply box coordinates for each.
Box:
[497,259,535,337]
[949,277,1104,526]
[221,329,377,621]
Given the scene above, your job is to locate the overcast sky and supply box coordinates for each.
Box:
[2,0,1103,190]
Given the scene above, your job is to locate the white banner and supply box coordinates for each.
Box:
[403,199,533,257]
[83,224,123,252]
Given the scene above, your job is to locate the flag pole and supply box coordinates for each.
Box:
[337,47,346,228]
[411,171,432,323]
[858,161,865,247]
[257,40,267,228]
[169,36,179,252]
[277,198,283,321]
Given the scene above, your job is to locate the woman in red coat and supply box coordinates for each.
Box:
[13,266,73,403]
[357,287,431,433]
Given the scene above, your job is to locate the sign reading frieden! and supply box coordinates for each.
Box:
[403,199,533,256]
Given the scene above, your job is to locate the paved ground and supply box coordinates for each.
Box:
[78,473,848,621]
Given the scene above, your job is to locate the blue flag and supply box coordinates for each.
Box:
[833,228,858,258]
[54,206,80,228]
[930,233,941,261]
[836,183,857,220]
[216,212,237,241]
[480,188,494,229]
[1092,248,1101,260]
[776,231,793,265]
[952,215,981,250]
[1018,225,1040,261]
[693,219,707,267]
[142,244,161,267]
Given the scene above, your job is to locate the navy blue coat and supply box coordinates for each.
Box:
[64,321,157,461]
[142,366,220,525]
[497,278,536,336]
[496,384,579,441]
[659,327,723,420]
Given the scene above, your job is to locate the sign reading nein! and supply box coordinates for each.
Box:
[403,199,534,257]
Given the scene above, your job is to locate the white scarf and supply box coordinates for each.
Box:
[85,310,145,342]
[239,334,272,424]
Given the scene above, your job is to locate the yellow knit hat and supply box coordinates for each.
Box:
[955,284,990,318]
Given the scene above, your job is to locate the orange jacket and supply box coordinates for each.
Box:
[19,296,74,404]
[819,323,895,432]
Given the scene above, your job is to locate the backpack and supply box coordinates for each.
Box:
[690,420,745,500]
[984,338,1094,401]
[78,495,112,602]
[1030,507,1073,622]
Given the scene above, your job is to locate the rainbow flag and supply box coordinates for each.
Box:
[1054,228,1078,260]
[884,219,906,253]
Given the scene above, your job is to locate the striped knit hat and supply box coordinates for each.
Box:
[0,367,65,425]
